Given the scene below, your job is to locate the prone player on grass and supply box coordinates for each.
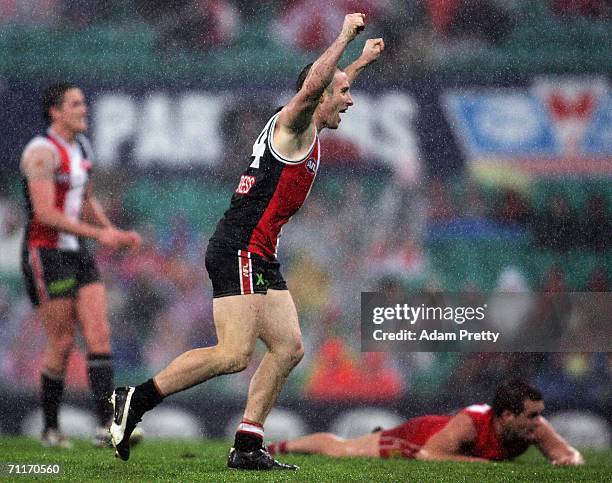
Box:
[267,380,584,466]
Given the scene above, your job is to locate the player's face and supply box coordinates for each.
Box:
[52,88,88,134]
[503,399,545,442]
[323,71,353,130]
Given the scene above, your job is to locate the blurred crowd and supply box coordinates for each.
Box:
[0,0,609,409]
[427,179,611,253]
[1,164,610,407]
[1,1,610,76]
[3,1,609,30]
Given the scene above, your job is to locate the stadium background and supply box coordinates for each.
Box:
[0,0,610,446]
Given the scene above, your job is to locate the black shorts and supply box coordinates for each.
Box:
[205,245,288,298]
[22,245,101,306]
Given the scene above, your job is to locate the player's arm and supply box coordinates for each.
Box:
[22,146,128,249]
[344,38,385,86]
[274,13,365,156]
[83,182,142,250]
[534,417,584,466]
[83,182,113,228]
[415,413,490,463]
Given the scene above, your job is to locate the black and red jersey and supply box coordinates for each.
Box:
[210,112,320,260]
[21,129,93,250]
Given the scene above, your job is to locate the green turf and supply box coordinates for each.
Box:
[0,437,610,482]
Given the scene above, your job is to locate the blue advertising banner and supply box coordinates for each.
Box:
[443,77,612,180]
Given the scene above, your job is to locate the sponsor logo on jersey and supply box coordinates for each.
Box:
[48,278,76,295]
[236,175,256,194]
[255,273,267,286]
[306,158,317,174]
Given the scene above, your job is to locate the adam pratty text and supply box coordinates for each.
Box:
[371,304,500,343]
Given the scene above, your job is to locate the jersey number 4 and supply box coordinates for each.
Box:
[249,126,268,169]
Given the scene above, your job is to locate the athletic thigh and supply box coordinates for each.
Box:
[212,293,264,354]
[75,282,111,350]
[38,298,77,340]
[259,289,302,350]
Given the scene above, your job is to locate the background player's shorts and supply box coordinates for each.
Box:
[205,245,288,298]
[379,415,452,459]
[22,245,101,306]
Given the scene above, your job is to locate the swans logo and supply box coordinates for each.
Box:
[306,158,317,174]
[443,77,611,176]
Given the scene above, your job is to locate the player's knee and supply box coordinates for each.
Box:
[278,340,304,369]
[326,446,347,457]
[85,326,111,352]
[50,333,75,355]
[291,341,305,366]
[223,350,253,374]
[323,438,350,457]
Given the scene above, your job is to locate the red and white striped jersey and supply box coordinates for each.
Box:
[21,129,93,250]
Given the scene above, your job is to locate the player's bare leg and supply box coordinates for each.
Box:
[39,298,76,448]
[154,294,262,394]
[269,432,381,458]
[110,294,262,460]
[40,299,76,376]
[227,289,303,470]
[242,289,304,423]
[77,283,111,354]
[76,283,116,445]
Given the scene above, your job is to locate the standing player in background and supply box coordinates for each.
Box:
[110,13,384,470]
[267,380,584,466]
[20,83,142,448]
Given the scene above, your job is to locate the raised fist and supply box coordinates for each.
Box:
[360,38,385,65]
[341,13,366,42]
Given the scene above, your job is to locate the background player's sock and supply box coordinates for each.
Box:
[87,353,114,426]
[130,378,165,416]
[41,371,64,431]
[234,419,264,452]
[267,441,287,455]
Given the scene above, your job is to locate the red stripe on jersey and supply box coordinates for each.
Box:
[238,250,253,294]
[247,140,319,258]
[30,249,49,303]
[27,135,71,248]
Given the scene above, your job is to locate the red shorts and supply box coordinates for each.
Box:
[379,415,452,459]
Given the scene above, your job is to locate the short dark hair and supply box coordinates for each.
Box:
[42,83,77,124]
[295,62,314,93]
[492,379,543,417]
[295,63,339,94]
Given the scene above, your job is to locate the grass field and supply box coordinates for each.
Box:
[1,437,610,482]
